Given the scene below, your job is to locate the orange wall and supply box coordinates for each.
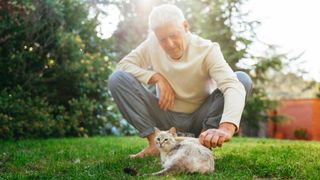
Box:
[313,100,320,140]
[271,99,320,140]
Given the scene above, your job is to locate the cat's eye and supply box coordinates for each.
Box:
[157,138,160,141]
[164,138,168,141]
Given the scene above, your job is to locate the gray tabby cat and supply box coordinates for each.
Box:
[124,127,215,176]
[151,127,215,176]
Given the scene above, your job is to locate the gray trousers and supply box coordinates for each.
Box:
[108,71,253,137]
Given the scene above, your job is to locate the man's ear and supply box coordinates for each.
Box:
[168,127,177,136]
[183,20,189,32]
[154,127,160,134]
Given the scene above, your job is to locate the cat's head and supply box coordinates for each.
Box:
[154,127,177,152]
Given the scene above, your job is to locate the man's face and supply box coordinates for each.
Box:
[154,21,188,60]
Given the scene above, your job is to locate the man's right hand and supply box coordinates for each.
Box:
[148,73,175,110]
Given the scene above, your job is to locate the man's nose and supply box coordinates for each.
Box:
[166,39,175,48]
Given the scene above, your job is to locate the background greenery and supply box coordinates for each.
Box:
[0,0,122,139]
[1,0,319,140]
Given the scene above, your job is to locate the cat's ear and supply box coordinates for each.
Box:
[154,127,160,134]
[168,127,177,136]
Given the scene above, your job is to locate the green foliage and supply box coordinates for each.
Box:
[0,0,124,139]
[67,95,105,136]
[317,85,320,98]
[294,128,308,139]
[0,87,66,140]
[242,88,276,129]
[270,114,287,123]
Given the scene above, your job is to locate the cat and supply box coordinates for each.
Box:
[124,127,215,176]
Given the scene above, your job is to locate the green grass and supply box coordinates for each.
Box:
[1,137,320,179]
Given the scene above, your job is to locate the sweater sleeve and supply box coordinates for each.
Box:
[116,40,157,85]
[204,43,246,131]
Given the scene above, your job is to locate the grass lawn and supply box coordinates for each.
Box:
[1,136,320,179]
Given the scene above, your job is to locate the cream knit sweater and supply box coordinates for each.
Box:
[116,32,246,129]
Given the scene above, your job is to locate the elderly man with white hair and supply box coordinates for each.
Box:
[108,4,253,158]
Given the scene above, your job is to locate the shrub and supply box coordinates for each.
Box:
[0,87,66,140]
[294,128,308,140]
[0,0,137,140]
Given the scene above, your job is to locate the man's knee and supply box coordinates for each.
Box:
[235,71,253,101]
[108,70,131,92]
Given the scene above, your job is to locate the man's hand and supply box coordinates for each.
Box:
[148,73,175,110]
[199,122,236,148]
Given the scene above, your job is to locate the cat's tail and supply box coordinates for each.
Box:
[123,166,173,176]
[143,166,173,176]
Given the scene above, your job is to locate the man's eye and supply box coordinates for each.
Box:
[159,38,166,42]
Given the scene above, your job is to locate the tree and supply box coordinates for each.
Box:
[0,0,121,139]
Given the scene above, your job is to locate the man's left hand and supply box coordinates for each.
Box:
[199,123,236,148]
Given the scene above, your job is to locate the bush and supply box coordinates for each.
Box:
[67,96,105,137]
[0,87,66,140]
[0,86,133,140]
[294,128,308,140]
[0,0,135,140]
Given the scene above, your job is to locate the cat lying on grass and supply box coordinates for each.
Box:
[124,127,215,176]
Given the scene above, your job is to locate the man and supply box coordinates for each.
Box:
[108,4,252,158]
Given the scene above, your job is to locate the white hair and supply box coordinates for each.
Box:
[148,4,185,31]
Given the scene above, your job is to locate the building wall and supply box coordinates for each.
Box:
[313,100,320,140]
[269,99,320,140]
